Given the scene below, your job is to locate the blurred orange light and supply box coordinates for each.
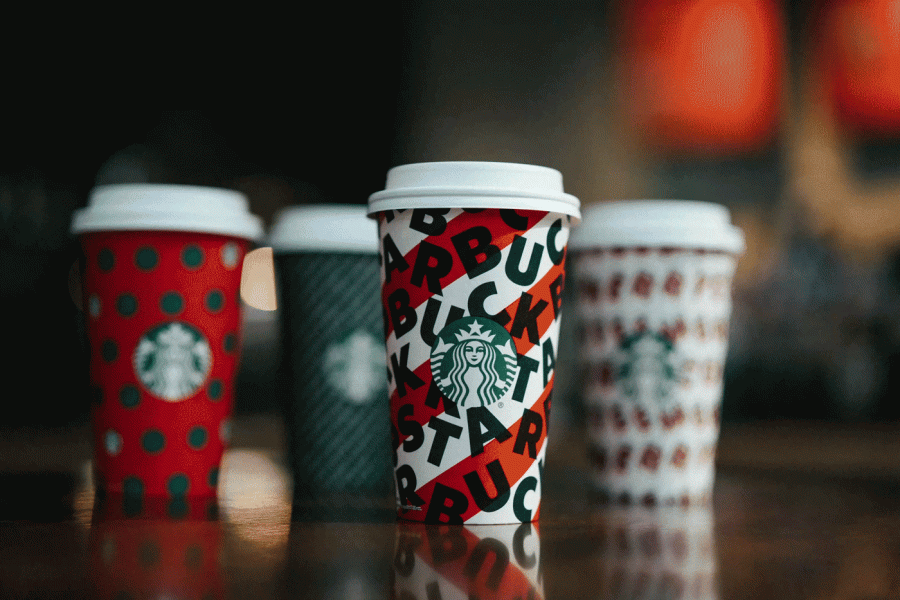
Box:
[816,0,900,138]
[619,0,784,155]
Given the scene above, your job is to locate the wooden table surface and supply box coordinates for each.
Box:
[3,415,900,599]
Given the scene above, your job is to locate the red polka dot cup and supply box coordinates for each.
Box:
[71,184,263,498]
[368,162,580,524]
[570,201,744,506]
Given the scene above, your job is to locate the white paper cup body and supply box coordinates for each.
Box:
[572,201,742,505]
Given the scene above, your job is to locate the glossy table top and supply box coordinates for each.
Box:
[3,415,900,599]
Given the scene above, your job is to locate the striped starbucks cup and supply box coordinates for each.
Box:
[369,161,580,524]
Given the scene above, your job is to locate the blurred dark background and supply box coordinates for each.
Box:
[3,0,900,428]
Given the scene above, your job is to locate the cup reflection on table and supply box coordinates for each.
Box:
[282,510,395,600]
[597,506,718,600]
[89,493,224,600]
[394,521,542,599]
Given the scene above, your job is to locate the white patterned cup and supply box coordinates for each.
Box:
[570,201,743,506]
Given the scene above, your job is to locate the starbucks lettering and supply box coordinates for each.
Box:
[393,521,543,599]
[369,162,579,524]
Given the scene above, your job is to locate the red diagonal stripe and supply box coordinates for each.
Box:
[412,384,551,523]
[382,211,549,338]
[398,522,544,600]
[391,258,566,449]
[501,261,565,356]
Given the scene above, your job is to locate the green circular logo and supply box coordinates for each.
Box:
[323,329,386,404]
[430,316,519,408]
[617,331,679,404]
[133,321,212,402]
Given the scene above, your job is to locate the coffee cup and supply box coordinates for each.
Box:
[570,200,743,505]
[368,161,581,523]
[71,184,262,498]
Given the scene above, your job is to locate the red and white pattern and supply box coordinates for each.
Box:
[90,496,224,600]
[575,247,737,504]
[379,208,572,524]
[393,521,543,600]
[598,507,717,600]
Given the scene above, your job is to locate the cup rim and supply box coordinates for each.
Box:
[71,184,263,241]
[367,161,581,221]
[569,199,744,254]
[268,204,378,254]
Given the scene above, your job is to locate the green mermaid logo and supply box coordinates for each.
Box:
[134,321,212,402]
[430,317,519,407]
[617,331,679,405]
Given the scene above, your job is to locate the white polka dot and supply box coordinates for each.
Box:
[104,430,123,456]
[89,295,101,318]
[220,243,239,269]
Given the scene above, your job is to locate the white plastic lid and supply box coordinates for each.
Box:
[71,184,263,240]
[570,200,745,253]
[268,204,378,254]
[367,161,581,220]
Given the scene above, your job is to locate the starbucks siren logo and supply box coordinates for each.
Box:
[134,321,212,402]
[323,329,385,404]
[616,331,679,405]
[430,316,519,408]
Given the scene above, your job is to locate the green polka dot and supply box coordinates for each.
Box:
[168,497,189,519]
[122,495,142,517]
[121,478,144,516]
[185,544,202,568]
[207,380,223,401]
[208,466,219,488]
[119,385,140,408]
[123,476,144,497]
[205,290,224,313]
[188,426,208,449]
[98,248,115,272]
[168,473,190,496]
[135,247,158,270]
[101,339,118,362]
[223,333,237,353]
[181,245,205,269]
[138,541,161,568]
[160,292,184,315]
[141,430,165,454]
[116,294,137,317]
